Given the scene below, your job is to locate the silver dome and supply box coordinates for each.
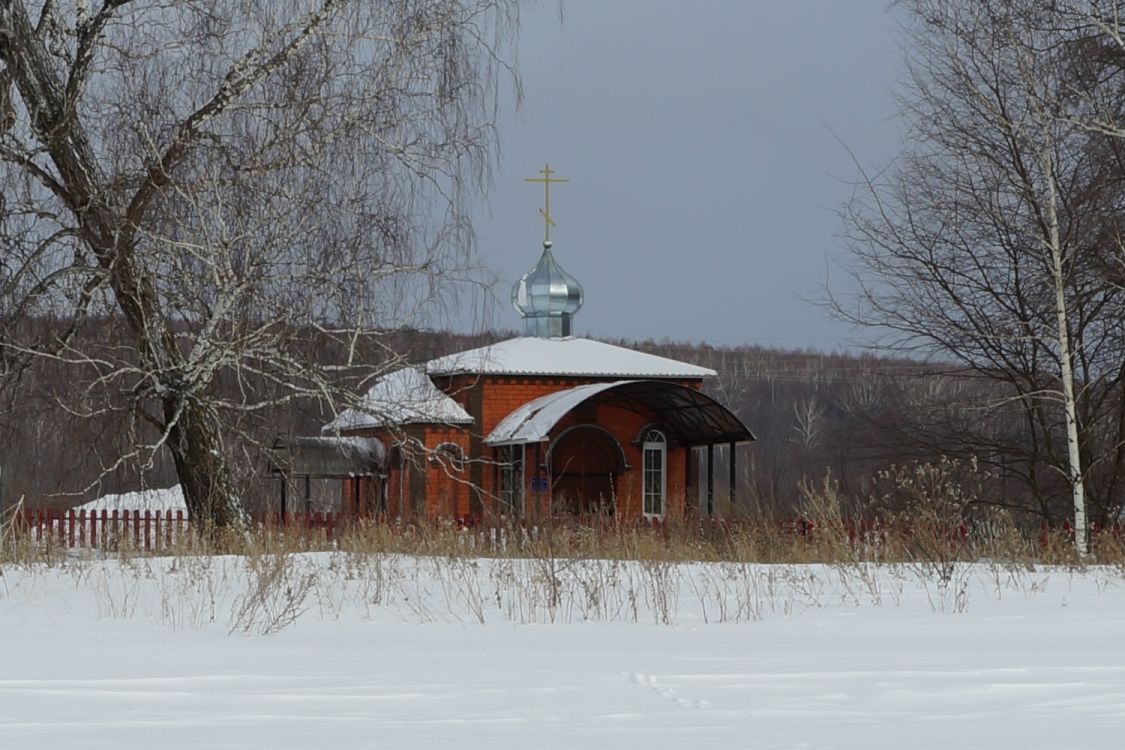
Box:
[512,240,584,338]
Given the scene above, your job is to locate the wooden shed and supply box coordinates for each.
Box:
[268,436,385,517]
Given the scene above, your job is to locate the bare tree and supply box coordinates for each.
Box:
[790,397,825,452]
[0,1,519,533]
[835,0,1125,553]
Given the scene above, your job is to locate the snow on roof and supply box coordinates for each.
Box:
[270,435,385,476]
[77,485,186,513]
[324,367,473,432]
[425,337,716,379]
[485,379,756,446]
[486,381,630,445]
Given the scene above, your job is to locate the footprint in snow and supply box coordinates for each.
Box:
[626,672,712,710]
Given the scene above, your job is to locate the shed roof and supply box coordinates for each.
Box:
[486,380,755,447]
[269,436,385,477]
[426,337,716,379]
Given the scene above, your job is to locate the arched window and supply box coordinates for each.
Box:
[431,442,465,472]
[642,429,667,518]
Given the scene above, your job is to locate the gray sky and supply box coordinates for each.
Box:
[470,0,902,347]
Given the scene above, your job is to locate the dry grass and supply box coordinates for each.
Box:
[0,503,1113,569]
[5,496,1125,632]
[1,457,1113,577]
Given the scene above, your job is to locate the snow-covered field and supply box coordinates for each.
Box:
[1,553,1123,749]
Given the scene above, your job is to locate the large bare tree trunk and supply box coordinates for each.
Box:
[164,398,245,536]
[0,0,247,533]
[0,0,518,531]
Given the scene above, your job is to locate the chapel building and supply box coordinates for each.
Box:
[323,166,754,523]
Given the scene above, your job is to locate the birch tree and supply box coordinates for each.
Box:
[0,1,519,533]
[836,0,1125,553]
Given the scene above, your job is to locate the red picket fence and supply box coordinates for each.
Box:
[7,507,1123,555]
[5,508,349,553]
[6,509,827,554]
[9,508,192,552]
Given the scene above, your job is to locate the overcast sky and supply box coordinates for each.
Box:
[468,0,902,348]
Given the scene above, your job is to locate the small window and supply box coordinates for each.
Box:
[497,444,524,517]
[431,442,465,472]
[642,429,666,518]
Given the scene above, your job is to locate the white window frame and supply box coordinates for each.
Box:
[642,429,667,518]
[498,444,525,517]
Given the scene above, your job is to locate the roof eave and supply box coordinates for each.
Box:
[430,368,714,379]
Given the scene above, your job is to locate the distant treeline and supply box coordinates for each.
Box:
[2,323,1120,526]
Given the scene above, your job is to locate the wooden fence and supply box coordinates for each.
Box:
[5,508,344,552]
[2,509,847,554]
[10,508,188,551]
[3,508,1122,555]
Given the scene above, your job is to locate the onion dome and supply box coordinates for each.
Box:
[511,240,584,338]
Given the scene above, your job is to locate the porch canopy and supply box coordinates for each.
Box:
[268,435,385,478]
[485,380,755,447]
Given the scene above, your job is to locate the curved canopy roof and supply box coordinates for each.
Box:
[486,380,755,447]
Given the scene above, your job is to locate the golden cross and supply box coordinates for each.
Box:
[525,162,569,243]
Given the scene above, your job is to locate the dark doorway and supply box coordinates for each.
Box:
[549,426,625,516]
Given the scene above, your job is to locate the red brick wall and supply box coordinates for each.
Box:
[339,424,472,520]
[422,426,471,518]
[457,376,699,521]
[545,402,687,521]
[341,374,704,522]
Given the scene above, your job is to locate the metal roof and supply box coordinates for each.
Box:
[323,367,473,432]
[269,436,385,477]
[426,337,716,379]
[486,380,755,447]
